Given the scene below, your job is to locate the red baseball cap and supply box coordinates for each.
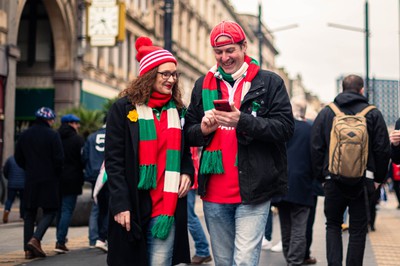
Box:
[209,21,246,47]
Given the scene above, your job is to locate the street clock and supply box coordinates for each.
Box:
[87,0,125,46]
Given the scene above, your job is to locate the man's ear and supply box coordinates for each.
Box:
[360,87,365,95]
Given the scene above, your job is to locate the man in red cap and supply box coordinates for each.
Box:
[185,20,294,265]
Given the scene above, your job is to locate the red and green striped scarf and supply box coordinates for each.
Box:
[200,55,259,174]
[135,99,181,240]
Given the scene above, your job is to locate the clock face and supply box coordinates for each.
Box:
[88,6,119,36]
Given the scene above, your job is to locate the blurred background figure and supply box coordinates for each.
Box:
[187,147,212,264]
[82,116,108,251]
[274,97,314,266]
[2,155,25,223]
[54,114,84,254]
[15,107,64,259]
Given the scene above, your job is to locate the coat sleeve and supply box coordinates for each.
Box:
[391,118,400,164]
[370,110,390,183]
[310,108,329,182]
[236,76,294,145]
[105,100,132,216]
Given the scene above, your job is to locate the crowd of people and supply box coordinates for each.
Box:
[1,19,399,266]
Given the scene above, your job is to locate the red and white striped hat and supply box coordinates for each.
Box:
[135,36,177,76]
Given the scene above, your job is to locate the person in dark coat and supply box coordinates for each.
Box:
[105,36,194,266]
[390,118,400,164]
[54,114,85,253]
[274,97,314,266]
[14,107,64,259]
[311,74,390,266]
[2,155,25,223]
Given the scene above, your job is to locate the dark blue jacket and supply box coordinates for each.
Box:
[282,120,314,207]
[82,126,106,183]
[3,155,25,189]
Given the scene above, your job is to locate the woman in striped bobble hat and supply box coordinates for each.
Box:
[105,36,194,265]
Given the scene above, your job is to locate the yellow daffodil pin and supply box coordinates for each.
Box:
[127,110,138,122]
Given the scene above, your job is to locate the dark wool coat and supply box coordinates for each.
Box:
[14,119,64,209]
[105,97,194,266]
[184,70,294,204]
[58,124,85,195]
[280,120,314,207]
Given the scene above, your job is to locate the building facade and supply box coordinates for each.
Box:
[0,0,282,166]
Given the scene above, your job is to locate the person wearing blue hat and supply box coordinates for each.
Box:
[54,113,84,254]
[15,107,64,259]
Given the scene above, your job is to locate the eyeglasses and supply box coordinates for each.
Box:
[157,71,180,80]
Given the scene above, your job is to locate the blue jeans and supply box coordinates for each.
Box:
[187,190,210,257]
[88,201,99,245]
[147,216,175,265]
[264,207,273,241]
[5,188,24,218]
[56,195,78,245]
[24,208,57,250]
[203,200,270,266]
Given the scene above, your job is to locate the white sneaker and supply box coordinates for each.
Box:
[95,240,108,252]
[261,237,272,250]
[271,240,282,252]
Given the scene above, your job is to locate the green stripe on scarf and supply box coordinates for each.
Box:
[136,99,181,239]
[200,55,260,175]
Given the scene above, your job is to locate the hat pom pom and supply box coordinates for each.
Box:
[135,36,153,51]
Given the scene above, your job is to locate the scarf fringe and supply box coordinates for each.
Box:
[199,150,224,174]
[151,215,175,240]
[138,165,157,190]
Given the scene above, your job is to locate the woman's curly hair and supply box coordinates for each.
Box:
[119,67,184,109]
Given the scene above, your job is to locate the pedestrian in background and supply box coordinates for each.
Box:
[2,155,25,223]
[274,97,314,266]
[389,118,400,212]
[311,74,390,265]
[184,20,294,265]
[54,114,85,254]
[82,117,108,252]
[187,147,212,264]
[15,107,64,259]
[105,36,193,265]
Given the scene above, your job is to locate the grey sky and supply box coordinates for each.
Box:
[231,0,399,102]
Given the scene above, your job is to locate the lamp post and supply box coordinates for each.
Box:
[164,0,173,52]
[328,0,370,102]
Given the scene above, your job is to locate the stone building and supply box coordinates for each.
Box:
[0,0,282,166]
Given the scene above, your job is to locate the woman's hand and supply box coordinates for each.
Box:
[178,174,191,198]
[114,211,130,231]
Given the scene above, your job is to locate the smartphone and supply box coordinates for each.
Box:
[213,99,232,112]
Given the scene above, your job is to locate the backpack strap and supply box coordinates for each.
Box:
[328,102,345,116]
[357,105,376,117]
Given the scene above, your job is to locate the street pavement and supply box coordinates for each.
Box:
[1,190,400,266]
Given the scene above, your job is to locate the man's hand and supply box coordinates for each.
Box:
[201,110,219,136]
[390,130,400,146]
[114,211,130,231]
[212,102,240,128]
[178,174,191,198]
